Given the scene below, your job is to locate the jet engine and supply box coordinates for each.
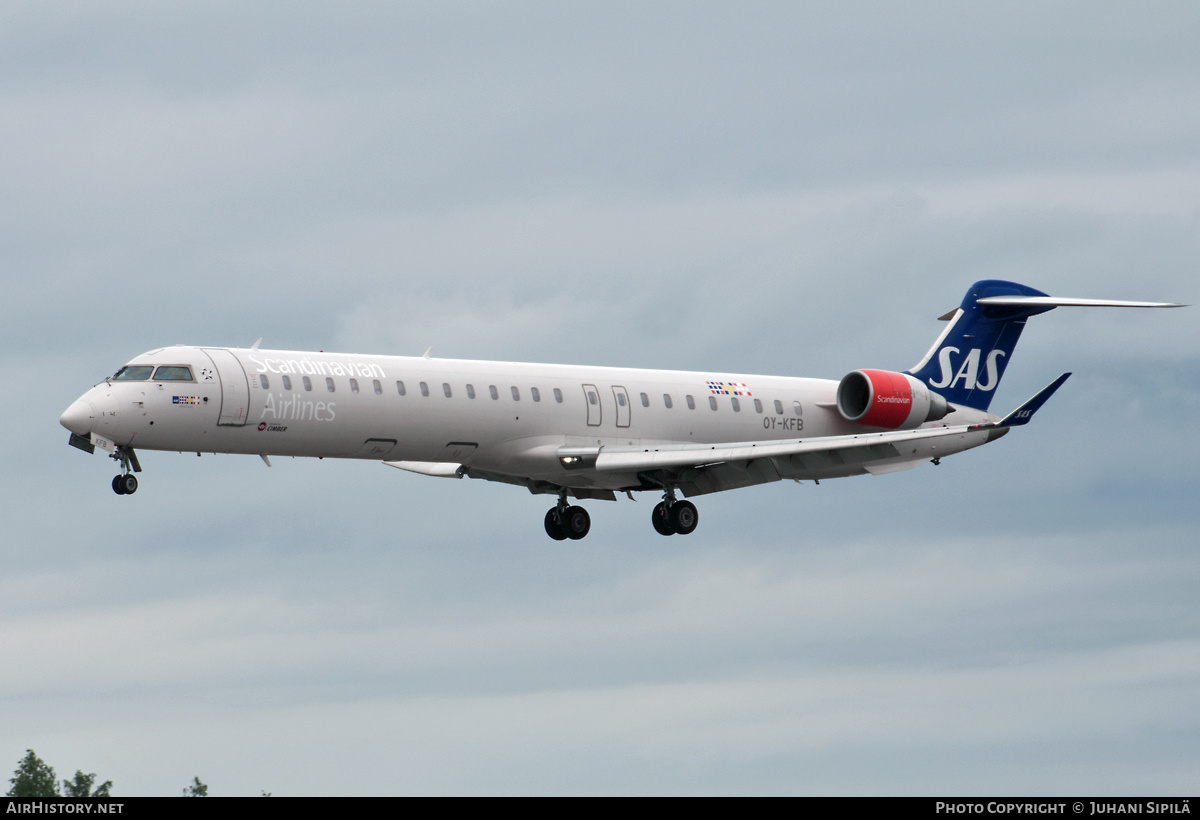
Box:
[836,369,951,430]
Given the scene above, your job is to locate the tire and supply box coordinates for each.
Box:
[652,502,675,536]
[544,508,568,540]
[112,475,127,495]
[119,474,138,495]
[565,506,591,540]
[670,500,698,535]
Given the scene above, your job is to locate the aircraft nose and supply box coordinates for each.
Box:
[60,397,96,435]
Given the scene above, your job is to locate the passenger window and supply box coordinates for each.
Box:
[794,401,803,416]
[373,379,382,395]
[617,392,626,407]
[511,386,520,401]
[113,365,153,381]
[326,377,335,392]
[350,378,360,394]
[663,394,673,409]
[731,397,741,412]
[303,376,312,392]
[588,391,598,406]
[282,375,292,391]
[686,395,695,410]
[153,366,193,381]
[774,400,784,414]
[396,380,406,396]
[467,384,476,399]
[640,392,649,407]
[443,383,452,398]
[554,388,563,403]
[489,385,499,400]
[260,375,270,389]
[531,387,541,402]
[420,382,429,397]
[708,396,718,411]
[754,398,763,413]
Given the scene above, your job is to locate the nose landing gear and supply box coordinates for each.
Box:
[544,490,591,540]
[112,474,138,495]
[110,445,142,496]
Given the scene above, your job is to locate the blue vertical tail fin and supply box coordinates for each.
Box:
[905,280,1181,412]
[906,280,1054,412]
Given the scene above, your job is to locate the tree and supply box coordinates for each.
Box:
[7,749,59,797]
[183,776,208,797]
[62,770,113,798]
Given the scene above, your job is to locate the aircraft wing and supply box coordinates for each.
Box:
[585,374,1075,477]
[586,421,991,473]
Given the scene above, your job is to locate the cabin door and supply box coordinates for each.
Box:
[612,386,631,428]
[201,348,251,426]
[582,384,602,427]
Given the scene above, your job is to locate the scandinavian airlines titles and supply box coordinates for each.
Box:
[260,392,336,422]
[247,353,386,380]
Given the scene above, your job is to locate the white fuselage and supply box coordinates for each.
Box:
[61,345,997,494]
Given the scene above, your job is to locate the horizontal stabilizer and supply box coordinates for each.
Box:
[976,296,1184,308]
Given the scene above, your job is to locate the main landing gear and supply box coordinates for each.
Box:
[541,487,700,540]
[651,489,698,536]
[544,490,591,541]
[110,445,142,496]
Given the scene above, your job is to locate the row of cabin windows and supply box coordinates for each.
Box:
[643,391,801,416]
[258,374,803,416]
[113,366,806,417]
[260,374,565,404]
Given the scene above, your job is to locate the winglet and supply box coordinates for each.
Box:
[994,373,1072,428]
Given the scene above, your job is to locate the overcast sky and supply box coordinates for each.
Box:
[3,1,1198,796]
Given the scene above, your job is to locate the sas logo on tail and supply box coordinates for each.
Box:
[928,348,1005,391]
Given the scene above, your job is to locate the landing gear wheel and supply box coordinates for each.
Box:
[564,506,591,540]
[669,500,698,535]
[544,508,568,541]
[652,502,675,536]
[118,474,138,495]
[112,475,127,495]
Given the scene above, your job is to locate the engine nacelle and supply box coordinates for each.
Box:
[836,369,951,430]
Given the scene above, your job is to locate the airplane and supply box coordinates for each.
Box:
[59,280,1181,540]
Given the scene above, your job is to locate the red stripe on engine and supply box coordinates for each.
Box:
[858,369,913,429]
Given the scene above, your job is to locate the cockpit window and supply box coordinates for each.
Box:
[113,366,153,380]
[153,366,194,381]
